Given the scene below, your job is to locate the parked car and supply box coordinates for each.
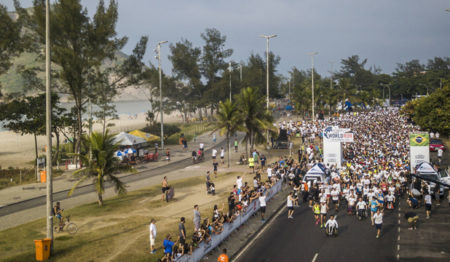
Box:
[430,139,445,152]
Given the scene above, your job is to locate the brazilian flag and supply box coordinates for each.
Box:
[409,133,429,147]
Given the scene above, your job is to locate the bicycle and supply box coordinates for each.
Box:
[55,215,78,234]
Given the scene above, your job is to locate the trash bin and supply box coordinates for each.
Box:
[40,171,46,183]
[34,238,51,261]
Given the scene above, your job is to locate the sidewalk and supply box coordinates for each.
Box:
[0,131,225,207]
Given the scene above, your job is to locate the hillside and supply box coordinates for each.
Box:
[0,11,147,101]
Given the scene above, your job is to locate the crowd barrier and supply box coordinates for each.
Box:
[175,179,283,262]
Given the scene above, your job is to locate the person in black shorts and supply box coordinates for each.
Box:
[162,176,170,201]
[213,161,219,177]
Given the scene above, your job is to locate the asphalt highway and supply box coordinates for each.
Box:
[236,202,399,262]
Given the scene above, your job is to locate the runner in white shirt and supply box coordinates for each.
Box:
[347,194,356,215]
[325,214,338,235]
[320,202,328,228]
[373,209,383,238]
[331,188,340,212]
[356,198,367,219]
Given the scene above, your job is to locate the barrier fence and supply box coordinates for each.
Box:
[175,179,283,262]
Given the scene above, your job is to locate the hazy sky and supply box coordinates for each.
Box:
[3,0,450,77]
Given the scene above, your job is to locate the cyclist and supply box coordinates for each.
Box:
[53,202,64,230]
[325,214,338,236]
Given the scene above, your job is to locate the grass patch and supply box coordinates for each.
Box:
[0,172,251,262]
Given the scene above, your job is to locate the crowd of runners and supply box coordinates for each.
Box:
[153,107,445,261]
[277,108,444,238]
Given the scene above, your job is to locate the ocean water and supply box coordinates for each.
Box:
[0,100,150,132]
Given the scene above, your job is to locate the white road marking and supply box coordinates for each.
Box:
[398,227,401,233]
[398,213,401,218]
[397,254,400,260]
[397,245,400,251]
[398,236,400,241]
[312,253,319,262]
[399,207,401,211]
[232,204,285,261]
[398,219,400,224]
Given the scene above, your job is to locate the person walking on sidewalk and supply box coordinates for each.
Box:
[234,139,238,152]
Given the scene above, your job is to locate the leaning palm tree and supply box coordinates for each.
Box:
[237,87,276,159]
[212,100,244,167]
[68,130,127,206]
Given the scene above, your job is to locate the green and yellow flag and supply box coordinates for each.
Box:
[409,133,429,147]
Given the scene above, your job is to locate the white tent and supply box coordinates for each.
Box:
[114,132,147,146]
[415,162,437,175]
[306,163,326,175]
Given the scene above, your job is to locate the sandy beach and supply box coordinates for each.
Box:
[0,112,184,168]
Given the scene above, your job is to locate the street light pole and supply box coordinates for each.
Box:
[45,0,53,251]
[260,34,277,144]
[308,52,318,121]
[157,41,168,150]
[229,61,232,102]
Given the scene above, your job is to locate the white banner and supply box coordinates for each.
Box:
[323,126,354,143]
[409,132,430,174]
[323,140,342,169]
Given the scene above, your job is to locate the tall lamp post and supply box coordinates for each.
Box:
[45,0,53,251]
[229,61,232,102]
[260,34,277,144]
[157,41,168,149]
[308,52,318,121]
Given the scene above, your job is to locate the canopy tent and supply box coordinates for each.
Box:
[285,105,293,111]
[114,132,147,146]
[129,129,160,143]
[415,162,437,175]
[306,163,326,175]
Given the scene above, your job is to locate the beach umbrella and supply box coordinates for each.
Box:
[126,148,136,154]
[116,151,124,157]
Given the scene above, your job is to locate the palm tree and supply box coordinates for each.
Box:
[68,130,127,206]
[212,100,243,167]
[237,87,276,159]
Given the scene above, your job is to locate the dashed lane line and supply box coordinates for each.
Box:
[312,253,319,262]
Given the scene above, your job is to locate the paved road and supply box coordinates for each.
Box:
[0,137,232,217]
[236,202,399,262]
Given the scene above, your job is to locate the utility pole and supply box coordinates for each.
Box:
[308,52,318,121]
[229,61,232,102]
[260,34,277,144]
[45,0,53,252]
[288,78,291,101]
[157,41,168,150]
